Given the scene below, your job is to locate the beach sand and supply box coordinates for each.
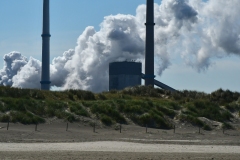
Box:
[0,120,240,159]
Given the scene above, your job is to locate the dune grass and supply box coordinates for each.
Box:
[0,86,239,130]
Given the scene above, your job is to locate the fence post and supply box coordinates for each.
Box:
[120,124,122,133]
[93,122,95,133]
[146,124,148,133]
[35,123,38,131]
[7,120,9,130]
[199,127,200,134]
[66,122,68,131]
[174,125,175,134]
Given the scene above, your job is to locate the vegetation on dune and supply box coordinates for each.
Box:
[0,86,239,130]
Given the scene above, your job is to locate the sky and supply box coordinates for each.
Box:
[0,0,239,93]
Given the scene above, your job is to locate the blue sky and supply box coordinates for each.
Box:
[0,0,147,60]
[0,0,239,93]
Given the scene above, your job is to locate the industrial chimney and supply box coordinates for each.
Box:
[40,0,51,90]
[144,0,155,86]
[108,0,176,92]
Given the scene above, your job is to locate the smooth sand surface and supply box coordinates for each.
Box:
[1,141,240,153]
[0,151,240,160]
[1,142,240,160]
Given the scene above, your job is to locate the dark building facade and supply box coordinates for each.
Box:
[109,61,142,90]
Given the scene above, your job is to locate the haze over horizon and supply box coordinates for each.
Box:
[0,0,239,93]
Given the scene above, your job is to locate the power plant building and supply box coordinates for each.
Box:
[109,61,142,90]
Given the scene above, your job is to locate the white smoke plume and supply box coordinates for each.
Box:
[12,57,41,89]
[0,52,28,86]
[0,0,240,92]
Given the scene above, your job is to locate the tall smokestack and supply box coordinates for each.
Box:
[144,0,155,86]
[40,0,51,90]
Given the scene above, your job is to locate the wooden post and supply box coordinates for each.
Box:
[174,125,175,134]
[66,122,68,131]
[199,127,200,134]
[93,123,95,133]
[7,121,9,130]
[223,128,225,134]
[146,124,148,133]
[35,123,38,131]
[120,124,122,133]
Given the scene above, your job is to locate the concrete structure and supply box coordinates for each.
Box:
[144,0,155,86]
[109,61,142,90]
[108,61,176,92]
[141,73,176,92]
[40,0,51,90]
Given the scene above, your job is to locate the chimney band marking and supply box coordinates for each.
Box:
[41,34,51,37]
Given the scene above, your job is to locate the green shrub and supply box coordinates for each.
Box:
[69,103,89,117]
[132,112,171,129]
[10,111,45,124]
[158,101,181,110]
[68,93,75,101]
[210,89,240,105]
[0,114,10,122]
[179,114,204,127]
[68,90,95,100]
[151,113,171,129]
[221,111,233,121]
[98,94,107,100]
[25,101,45,116]
[222,122,233,129]
[183,100,233,122]
[203,124,212,131]
[109,90,117,94]
[186,104,197,113]
[66,113,75,122]
[90,102,126,123]
[0,101,8,112]
[123,105,143,114]
[139,113,151,124]
[120,94,132,99]
[121,86,159,97]
[121,100,152,114]
[116,99,126,111]
[156,105,176,118]
[172,92,182,101]
[182,110,197,117]
[31,90,45,100]
[225,103,240,112]
[82,101,96,107]
[100,115,112,126]
[54,110,66,119]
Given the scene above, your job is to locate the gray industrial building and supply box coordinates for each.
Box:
[109,61,142,90]
[108,61,175,92]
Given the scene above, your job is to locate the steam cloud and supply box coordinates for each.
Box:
[0,0,240,92]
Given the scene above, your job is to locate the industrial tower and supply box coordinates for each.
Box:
[144,0,155,86]
[40,0,51,90]
[109,0,176,92]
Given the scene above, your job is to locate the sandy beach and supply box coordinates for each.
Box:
[1,141,240,160]
[1,120,240,159]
